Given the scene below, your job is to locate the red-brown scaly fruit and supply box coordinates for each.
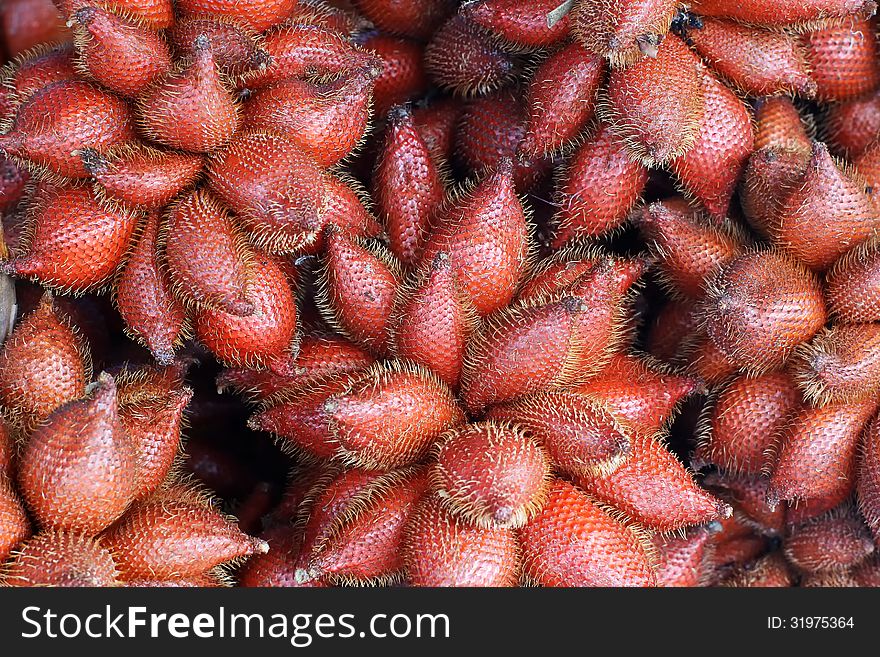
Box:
[803,18,880,103]
[0,294,89,426]
[753,96,812,153]
[645,297,700,363]
[772,142,880,271]
[515,243,599,303]
[519,479,656,587]
[175,0,297,32]
[164,189,254,317]
[101,487,268,580]
[127,572,230,587]
[858,413,880,543]
[740,146,811,237]
[603,33,704,166]
[573,0,678,66]
[785,507,874,572]
[353,0,455,40]
[767,396,878,509]
[242,67,376,168]
[431,422,550,529]
[719,552,794,587]
[323,361,465,470]
[702,472,786,536]
[695,371,800,476]
[825,90,880,158]
[572,353,701,435]
[690,0,877,25]
[685,331,740,386]
[518,42,604,158]
[465,0,570,48]
[704,250,827,373]
[638,199,745,299]
[301,173,383,255]
[786,485,857,526]
[487,391,631,478]
[0,80,134,178]
[0,156,29,213]
[825,236,880,323]
[574,434,731,533]
[244,24,376,90]
[115,212,187,365]
[670,66,754,218]
[137,35,239,153]
[238,527,311,588]
[652,525,715,587]
[419,162,529,316]
[3,530,118,586]
[404,493,519,587]
[358,34,426,116]
[392,252,476,388]
[306,468,428,585]
[688,18,816,97]
[374,105,446,267]
[0,43,78,107]
[0,420,12,476]
[18,374,137,533]
[852,555,880,585]
[195,252,298,374]
[424,15,517,96]
[792,323,880,405]
[0,477,30,561]
[70,5,172,97]
[318,230,400,354]
[456,91,549,191]
[169,17,268,78]
[2,0,71,57]
[412,98,461,164]
[208,131,328,254]
[81,144,203,210]
[55,0,175,30]
[551,122,648,245]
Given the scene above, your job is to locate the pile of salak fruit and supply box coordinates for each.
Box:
[0,0,879,587]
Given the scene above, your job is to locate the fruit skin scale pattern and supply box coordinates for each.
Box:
[1,0,880,588]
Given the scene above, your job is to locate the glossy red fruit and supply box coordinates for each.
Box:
[645,297,700,363]
[652,526,715,587]
[639,199,745,299]
[519,479,656,587]
[574,434,731,532]
[238,527,309,588]
[684,330,739,386]
[603,33,704,166]
[208,131,328,254]
[767,397,878,509]
[573,353,701,435]
[357,34,426,116]
[353,0,454,40]
[412,98,461,164]
[137,35,239,153]
[688,18,816,97]
[3,184,139,293]
[169,17,268,78]
[318,230,400,354]
[3,530,118,587]
[703,472,786,536]
[0,477,30,561]
[518,42,604,158]
[719,552,794,587]
[71,5,172,97]
[456,91,549,192]
[825,90,880,158]
[695,371,800,476]
[551,122,648,245]
[176,0,297,32]
[56,0,175,29]
[465,0,571,48]
[304,173,383,254]
[404,494,519,587]
[322,361,465,470]
[825,236,880,323]
[740,145,810,237]
[515,243,600,303]
[419,162,529,316]
[82,145,203,210]
[164,190,254,317]
[115,212,187,365]
[573,0,678,65]
[753,96,812,153]
[431,422,550,529]
[803,18,880,103]
[0,156,29,213]
[374,105,446,267]
[704,250,826,373]
[690,0,877,25]
[0,80,134,178]
[424,15,517,96]
[195,252,298,374]
[0,420,12,477]
[0,293,89,426]
[487,391,631,478]
[392,252,476,388]
[670,66,754,218]
[773,142,880,271]
[785,508,874,572]
[793,323,880,405]
[18,374,137,533]
[1,0,71,57]
[0,43,78,107]
[242,67,376,167]
[101,488,268,580]
[858,413,880,543]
